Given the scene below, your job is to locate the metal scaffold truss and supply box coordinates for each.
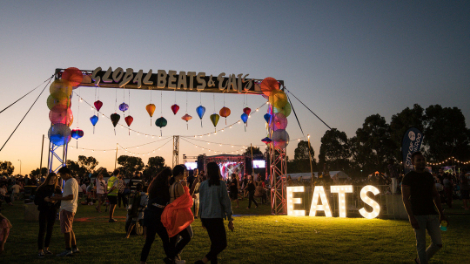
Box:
[270,146,287,215]
[47,141,68,173]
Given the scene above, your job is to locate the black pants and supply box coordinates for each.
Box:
[38,208,57,250]
[140,210,173,262]
[248,191,258,208]
[201,218,227,264]
[170,226,192,259]
[118,193,128,208]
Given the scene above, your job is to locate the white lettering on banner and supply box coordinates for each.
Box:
[88,67,258,93]
[286,185,381,219]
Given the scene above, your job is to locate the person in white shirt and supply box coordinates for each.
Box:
[11,183,21,202]
[49,167,79,257]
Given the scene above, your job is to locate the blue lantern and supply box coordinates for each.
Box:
[264,113,271,124]
[196,105,206,127]
[119,102,129,112]
[90,115,99,134]
[241,113,248,131]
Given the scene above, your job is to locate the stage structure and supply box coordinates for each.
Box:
[48,67,288,215]
[204,154,246,180]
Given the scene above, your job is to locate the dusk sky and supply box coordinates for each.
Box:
[1,1,469,175]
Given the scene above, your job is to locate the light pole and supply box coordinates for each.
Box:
[18,159,22,175]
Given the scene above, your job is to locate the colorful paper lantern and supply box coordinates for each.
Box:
[219,107,231,125]
[94,100,103,112]
[49,104,73,126]
[273,102,291,117]
[261,137,272,144]
[243,107,251,116]
[71,128,84,148]
[110,113,120,135]
[48,123,71,146]
[241,113,248,131]
[62,67,83,88]
[260,77,279,96]
[125,116,133,135]
[49,80,72,100]
[196,105,206,127]
[274,113,288,131]
[171,104,180,115]
[119,102,129,112]
[269,90,288,108]
[156,117,167,136]
[264,113,272,124]
[272,129,290,149]
[90,115,99,134]
[210,113,220,132]
[182,114,193,130]
[146,104,156,126]
[47,94,71,110]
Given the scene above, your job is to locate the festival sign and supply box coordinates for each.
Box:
[402,127,423,175]
[287,185,381,219]
[55,67,285,94]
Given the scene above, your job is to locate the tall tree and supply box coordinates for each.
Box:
[0,161,15,175]
[30,167,48,178]
[390,104,425,161]
[92,167,111,178]
[244,146,263,156]
[78,155,99,174]
[143,156,166,181]
[117,155,144,177]
[354,114,394,172]
[423,105,470,161]
[318,129,350,172]
[292,140,316,172]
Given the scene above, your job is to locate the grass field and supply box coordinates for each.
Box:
[1,197,469,264]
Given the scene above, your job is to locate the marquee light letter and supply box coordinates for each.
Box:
[102,67,113,83]
[133,69,144,88]
[168,70,177,89]
[287,186,305,216]
[196,72,206,90]
[157,70,167,88]
[142,69,153,85]
[309,186,332,217]
[217,73,227,91]
[330,185,353,218]
[112,67,124,83]
[177,71,187,90]
[91,67,102,86]
[119,68,133,87]
[187,72,196,90]
[359,185,381,219]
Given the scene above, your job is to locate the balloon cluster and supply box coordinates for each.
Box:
[48,67,83,146]
[261,77,290,149]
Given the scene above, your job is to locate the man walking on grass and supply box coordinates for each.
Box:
[49,167,79,257]
[402,152,448,264]
[107,169,121,222]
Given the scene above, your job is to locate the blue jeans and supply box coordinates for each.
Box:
[413,215,442,264]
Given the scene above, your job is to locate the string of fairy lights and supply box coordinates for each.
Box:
[428,156,470,166]
[181,138,247,155]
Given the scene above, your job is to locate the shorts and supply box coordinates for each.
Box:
[60,210,75,234]
[108,195,118,205]
[229,190,238,200]
[97,193,106,202]
[461,190,469,199]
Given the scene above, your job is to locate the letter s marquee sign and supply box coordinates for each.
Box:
[55,67,284,94]
[287,185,381,219]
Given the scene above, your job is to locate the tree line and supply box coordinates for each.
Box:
[288,104,470,177]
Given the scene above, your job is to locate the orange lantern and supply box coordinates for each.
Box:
[146,104,156,126]
[219,107,231,125]
[260,77,279,96]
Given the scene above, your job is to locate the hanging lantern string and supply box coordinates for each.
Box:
[77,88,80,127]
[161,91,163,115]
[129,89,131,115]
[75,92,269,138]
[213,94,215,112]
[180,138,246,154]
[115,89,117,112]
[186,91,188,112]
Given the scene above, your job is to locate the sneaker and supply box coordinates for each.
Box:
[72,247,80,253]
[44,249,53,255]
[56,250,73,257]
[109,219,117,223]
[38,252,45,258]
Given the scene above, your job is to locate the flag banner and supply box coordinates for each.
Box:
[402,127,424,175]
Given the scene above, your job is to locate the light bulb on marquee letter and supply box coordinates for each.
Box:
[309,186,332,217]
[330,185,353,218]
[286,186,306,216]
[359,185,381,219]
